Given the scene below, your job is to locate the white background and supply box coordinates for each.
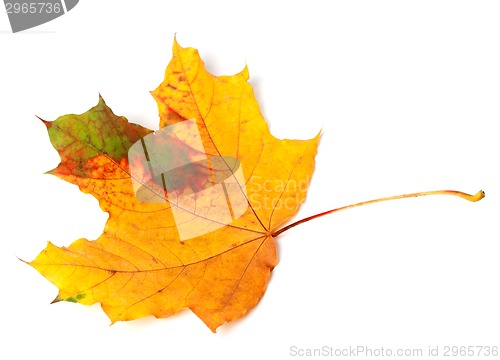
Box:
[1,1,499,359]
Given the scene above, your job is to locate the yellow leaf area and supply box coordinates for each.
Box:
[30,38,320,332]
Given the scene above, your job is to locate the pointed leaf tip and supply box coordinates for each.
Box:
[240,65,250,81]
[51,295,62,304]
[16,256,28,264]
[173,34,180,49]
[36,115,51,129]
[97,93,106,106]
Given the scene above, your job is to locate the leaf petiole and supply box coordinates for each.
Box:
[271,189,485,238]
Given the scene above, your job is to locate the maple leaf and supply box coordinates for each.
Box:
[29,38,319,332]
[29,38,484,332]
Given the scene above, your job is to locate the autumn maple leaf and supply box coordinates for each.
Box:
[29,38,319,332]
[29,38,484,332]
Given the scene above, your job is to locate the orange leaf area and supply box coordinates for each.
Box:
[30,38,320,331]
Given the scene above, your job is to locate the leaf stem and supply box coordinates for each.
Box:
[271,189,485,238]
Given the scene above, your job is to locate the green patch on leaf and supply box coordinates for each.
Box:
[65,294,85,303]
